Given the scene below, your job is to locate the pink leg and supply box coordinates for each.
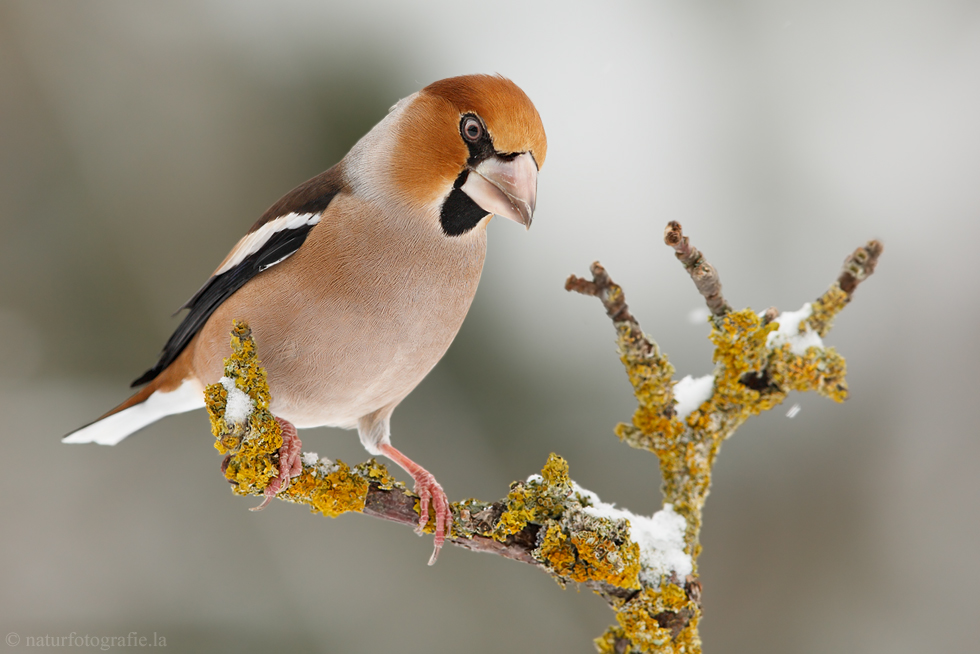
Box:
[378,443,451,565]
[251,417,303,511]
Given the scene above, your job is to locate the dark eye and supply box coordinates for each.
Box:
[461,116,483,143]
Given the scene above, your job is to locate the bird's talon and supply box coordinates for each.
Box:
[427,543,442,566]
[250,487,276,511]
[245,417,302,512]
[378,442,459,563]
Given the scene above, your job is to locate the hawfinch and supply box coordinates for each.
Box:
[64,74,547,563]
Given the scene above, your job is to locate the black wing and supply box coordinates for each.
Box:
[131,164,346,387]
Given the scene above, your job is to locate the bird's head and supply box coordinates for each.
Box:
[384,74,546,236]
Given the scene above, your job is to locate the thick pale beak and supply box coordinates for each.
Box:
[459,152,538,229]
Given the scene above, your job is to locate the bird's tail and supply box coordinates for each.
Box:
[62,374,205,446]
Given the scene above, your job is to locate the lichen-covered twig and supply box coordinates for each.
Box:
[567,226,882,653]
[807,239,884,337]
[566,262,660,363]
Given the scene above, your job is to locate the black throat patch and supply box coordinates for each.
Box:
[439,170,490,236]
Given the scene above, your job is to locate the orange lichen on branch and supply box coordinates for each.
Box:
[617,322,684,449]
[595,584,702,654]
[281,460,369,517]
[807,283,851,338]
[205,321,283,496]
[486,454,642,589]
[533,509,642,590]
[566,263,685,454]
[491,453,572,540]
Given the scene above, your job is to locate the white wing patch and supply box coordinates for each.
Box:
[214,212,320,276]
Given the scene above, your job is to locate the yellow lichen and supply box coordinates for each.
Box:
[537,524,578,578]
[608,585,701,654]
[222,425,281,496]
[491,453,571,541]
[357,458,401,492]
[204,320,401,519]
[570,530,641,589]
[594,625,629,654]
[807,283,850,337]
[768,343,848,403]
[536,522,641,589]
[615,323,684,449]
[577,244,877,652]
[598,300,857,651]
[203,244,871,654]
[283,460,369,517]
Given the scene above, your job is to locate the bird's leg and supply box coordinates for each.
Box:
[251,416,303,511]
[377,443,450,565]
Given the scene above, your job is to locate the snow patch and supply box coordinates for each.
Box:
[766,303,824,355]
[573,483,693,583]
[220,377,253,424]
[673,374,714,419]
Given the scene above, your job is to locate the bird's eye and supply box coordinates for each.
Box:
[461,116,483,143]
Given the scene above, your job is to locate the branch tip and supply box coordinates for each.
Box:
[565,274,599,297]
[838,239,884,296]
[663,222,732,317]
[566,261,637,326]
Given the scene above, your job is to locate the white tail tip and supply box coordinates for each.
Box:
[63,380,205,445]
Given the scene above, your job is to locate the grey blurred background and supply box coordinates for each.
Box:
[1,1,977,652]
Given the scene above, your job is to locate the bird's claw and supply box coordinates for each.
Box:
[412,469,450,565]
[250,417,303,511]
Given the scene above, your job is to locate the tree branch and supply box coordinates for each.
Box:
[204,225,882,654]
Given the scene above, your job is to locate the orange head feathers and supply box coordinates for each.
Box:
[388,74,546,234]
[422,74,547,167]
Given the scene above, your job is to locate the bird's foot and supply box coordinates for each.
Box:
[251,417,303,511]
[413,468,450,565]
[377,443,451,565]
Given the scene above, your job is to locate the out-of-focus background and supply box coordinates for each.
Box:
[2,1,978,652]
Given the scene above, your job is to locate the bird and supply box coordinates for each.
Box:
[63,74,547,564]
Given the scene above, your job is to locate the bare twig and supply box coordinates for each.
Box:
[566,262,636,324]
[566,262,659,361]
[663,221,732,317]
[838,239,884,296]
